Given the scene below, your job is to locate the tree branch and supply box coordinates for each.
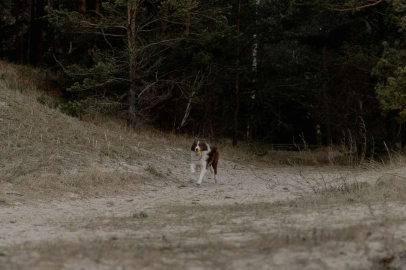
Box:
[325,0,384,12]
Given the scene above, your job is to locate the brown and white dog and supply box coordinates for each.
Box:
[190,138,220,185]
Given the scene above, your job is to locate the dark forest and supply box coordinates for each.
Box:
[2,0,406,150]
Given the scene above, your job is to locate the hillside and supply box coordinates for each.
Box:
[0,62,288,201]
[1,62,406,270]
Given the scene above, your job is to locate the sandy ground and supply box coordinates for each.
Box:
[2,157,406,270]
[0,159,297,247]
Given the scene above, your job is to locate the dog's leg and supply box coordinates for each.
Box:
[191,162,196,173]
[210,165,214,174]
[196,166,207,185]
[213,160,218,183]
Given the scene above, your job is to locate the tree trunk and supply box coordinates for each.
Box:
[233,0,242,147]
[28,0,35,65]
[160,3,168,34]
[94,0,100,12]
[377,1,386,39]
[29,0,44,66]
[185,10,191,35]
[77,0,86,13]
[14,0,20,63]
[129,77,137,128]
[37,0,44,66]
[233,73,240,146]
[401,124,406,149]
[128,3,138,128]
[22,0,28,64]
[178,91,195,129]
[322,47,332,146]
[247,0,260,140]
[385,113,397,150]
[88,0,100,12]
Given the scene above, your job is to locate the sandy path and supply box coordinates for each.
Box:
[0,159,300,247]
[1,157,404,270]
[0,156,373,248]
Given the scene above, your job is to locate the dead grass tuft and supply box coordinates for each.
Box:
[145,165,163,178]
[286,171,406,209]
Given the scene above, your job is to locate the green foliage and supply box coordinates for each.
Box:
[60,98,119,118]
[370,1,406,134]
[373,43,406,80]
[376,67,406,123]
[36,91,119,119]
[65,58,121,92]
[374,43,406,123]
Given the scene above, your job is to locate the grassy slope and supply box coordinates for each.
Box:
[0,61,188,199]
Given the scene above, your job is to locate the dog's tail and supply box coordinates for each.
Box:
[213,146,219,158]
[206,146,219,169]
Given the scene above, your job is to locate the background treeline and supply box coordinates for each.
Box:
[2,0,406,151]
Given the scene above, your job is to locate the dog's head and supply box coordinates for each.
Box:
[191,137,208,152]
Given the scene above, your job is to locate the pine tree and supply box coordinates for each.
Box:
[48,0,225,128]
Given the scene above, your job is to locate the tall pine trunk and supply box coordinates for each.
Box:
[185,9,191,35]
[28,0,34,64]
[14,0,20,63]
[322,47,332,145]
[247,0,259,140]
[233,0,242,147]
[233,74,240,146]
[77,0,86,13]
[128,3,138,128]
[29,0,44,66]
[94,0,100,12]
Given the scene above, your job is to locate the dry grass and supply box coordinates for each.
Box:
[287,172,406,205]
[0,61,165,200]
